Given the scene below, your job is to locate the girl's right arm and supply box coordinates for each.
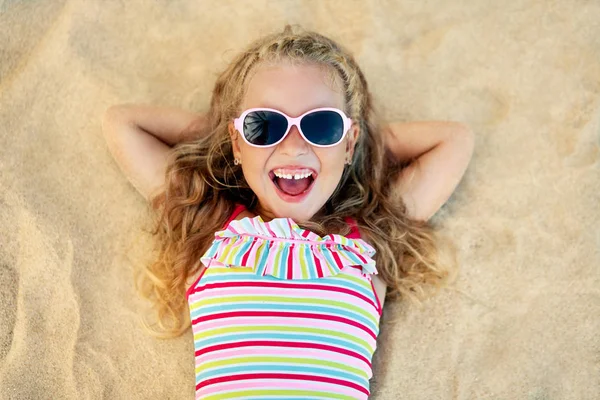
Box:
[101,103,208,204]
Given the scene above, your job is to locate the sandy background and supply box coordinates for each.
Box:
[1,0,599,399]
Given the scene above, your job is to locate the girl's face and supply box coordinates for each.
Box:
[229,62,359,221]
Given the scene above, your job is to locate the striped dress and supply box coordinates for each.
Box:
[186,205,382,399]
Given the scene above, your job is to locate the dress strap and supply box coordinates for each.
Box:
[344,216,362,239]
[223,204,247,228]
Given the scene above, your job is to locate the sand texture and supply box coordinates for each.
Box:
[0,0,599,399]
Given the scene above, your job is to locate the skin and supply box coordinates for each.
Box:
[227,62,359,222]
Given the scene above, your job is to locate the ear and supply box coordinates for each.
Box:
[345,122,360,158]
[228,122,242,160]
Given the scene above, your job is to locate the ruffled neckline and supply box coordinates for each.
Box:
[200,215,377,281]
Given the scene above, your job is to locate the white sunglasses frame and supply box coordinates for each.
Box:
[233,107,353,148]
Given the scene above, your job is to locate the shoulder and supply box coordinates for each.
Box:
[236,210,256,220]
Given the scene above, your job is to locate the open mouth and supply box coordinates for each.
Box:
[268,168,316,197]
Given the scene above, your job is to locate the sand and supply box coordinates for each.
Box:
[1,0,599,398]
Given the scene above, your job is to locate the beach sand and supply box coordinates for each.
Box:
[0,0,598,398]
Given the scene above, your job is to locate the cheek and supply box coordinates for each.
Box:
[239,146,271,179]
[315,148,346,177]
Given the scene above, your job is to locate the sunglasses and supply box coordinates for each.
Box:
[233,107,353,148]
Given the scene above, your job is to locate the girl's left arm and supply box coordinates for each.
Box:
[384,121,475,222]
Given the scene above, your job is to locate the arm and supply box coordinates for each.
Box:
[107,103,209,146]
[101,103,208,203]
[384,121,475,222]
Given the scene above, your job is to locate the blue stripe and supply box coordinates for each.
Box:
[195,332,371,359]
[303,243,316,279]
[279,242,290,279]
[203,241,220,259]
[320,245,341,275]
[340,248,364,266]
[254,240,271,276]
[199,272,374,299]
[190,303,378,333]
[232,237,254,266]
[241,217,255,233]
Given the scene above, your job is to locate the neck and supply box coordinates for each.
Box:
[253,203,276,222]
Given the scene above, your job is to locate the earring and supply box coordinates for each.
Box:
[345,156,352,165]
[234,158,241,166]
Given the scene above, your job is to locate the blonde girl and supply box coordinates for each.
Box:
[102,24,474,400]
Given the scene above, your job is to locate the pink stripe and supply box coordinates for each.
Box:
[251,217,261,232]
[228,232,355,247]
[196,372,369,395]
[370,280,382,316]
[265,223,277,237]
[264,240,278,276]
[192,315,376,352]
[191,285,379,319]
[240,240,252,266]
[286,243,294,279]
[251,240,267,273]
[197,377,367,399]
[191,311,377,341]
[194,342,372,372]
[314,253,324,278]
[354,250,368,264]
[188,280,379,312]
[185,265,209,299]
[331,250,345,271]
[196,339,371,366]
[313,248,330,277]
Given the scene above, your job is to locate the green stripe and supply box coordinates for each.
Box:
[336,272,372,289]
[190,295,377,324]
[195,354,368,380]
[252,241,262,269]
[272,243,282,277]
[304,242,316,279]
[220,239,236,264]
[298,244,308,279]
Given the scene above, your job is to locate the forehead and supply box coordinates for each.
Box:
[241,62,345,116]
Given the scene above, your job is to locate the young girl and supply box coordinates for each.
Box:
[102,25,474,399]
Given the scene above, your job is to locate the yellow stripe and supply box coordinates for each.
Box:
[299,244,308,279]
[202,389,357,400]
[191,295,377,325]
[196,354,368,380]
[272,243,282,277]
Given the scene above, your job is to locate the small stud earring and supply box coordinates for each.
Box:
[234,158,241,166]
[345,157,352,165]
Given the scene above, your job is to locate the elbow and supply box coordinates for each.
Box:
[452,123,476,157]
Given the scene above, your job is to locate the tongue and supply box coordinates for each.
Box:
[275,177,312,196]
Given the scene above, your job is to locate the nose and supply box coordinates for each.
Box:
[277,124,309,156]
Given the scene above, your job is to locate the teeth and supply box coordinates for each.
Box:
[273,169,313,180]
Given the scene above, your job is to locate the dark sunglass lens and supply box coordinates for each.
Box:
[300,111,344,145]
[243,110,288,145]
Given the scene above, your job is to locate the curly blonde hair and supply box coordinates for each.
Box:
[132,24,458,338]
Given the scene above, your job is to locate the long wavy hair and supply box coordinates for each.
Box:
[132,24,458,338]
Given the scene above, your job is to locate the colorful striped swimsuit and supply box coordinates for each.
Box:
[186,205,382,399]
